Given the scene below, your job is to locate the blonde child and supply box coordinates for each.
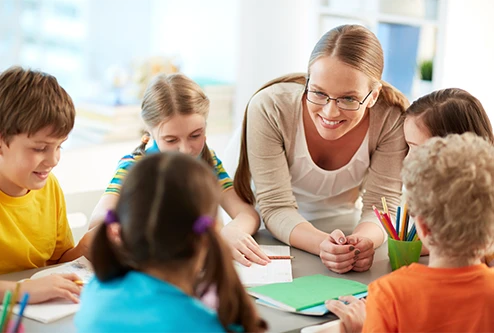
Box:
[88,73,268,267]
[76,152,267,332]
[326,133,494,332]
[0,67,90,303]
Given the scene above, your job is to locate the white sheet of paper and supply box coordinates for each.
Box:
[12,257,94,323]
[235,245,293,287]
[31,257,93,283]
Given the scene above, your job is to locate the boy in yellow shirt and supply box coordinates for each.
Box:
[0,67,89,303]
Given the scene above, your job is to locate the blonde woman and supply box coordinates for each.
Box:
[235,25,409,273]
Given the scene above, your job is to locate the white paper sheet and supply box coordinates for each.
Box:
[235,245,293,287]
[3,258,94,323]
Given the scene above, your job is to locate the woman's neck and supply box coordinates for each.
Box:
[428,249,482,268]
[143,265,196,296]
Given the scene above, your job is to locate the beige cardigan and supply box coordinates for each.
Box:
[246,82,408,244]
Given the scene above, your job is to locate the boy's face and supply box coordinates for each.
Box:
[0,127,67,197]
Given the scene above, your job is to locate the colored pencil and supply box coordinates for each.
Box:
[382,212,400,240]
[3,283,19,333]
[12,293,29,333]
[0,291,12,333]
[381,197,389,215]
[395,206,401,237]
[74,280,85,287]
[400,203,408,240]
[372,205,398,240]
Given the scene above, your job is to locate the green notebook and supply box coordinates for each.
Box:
[247,274,368,312]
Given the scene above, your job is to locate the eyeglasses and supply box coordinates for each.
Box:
[305,81,373,111]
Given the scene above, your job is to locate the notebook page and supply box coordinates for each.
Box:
[3,299,80,324]
[31,257,93,283]
[4,258,95,323]
[235,245,293,287]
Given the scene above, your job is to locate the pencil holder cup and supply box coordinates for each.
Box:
[388,238,422,271]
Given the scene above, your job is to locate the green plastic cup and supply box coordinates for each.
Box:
[387,238,422,271]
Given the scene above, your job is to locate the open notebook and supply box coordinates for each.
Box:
[4,257,94,323]
[234,245,293,287]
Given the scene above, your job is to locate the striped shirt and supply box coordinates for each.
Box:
[105,141,233,195]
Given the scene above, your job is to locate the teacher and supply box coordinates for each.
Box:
[234,25,409,273]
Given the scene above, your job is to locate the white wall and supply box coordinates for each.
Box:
[150,0,238,83]
[85,0,153,80]
[439,0,494,125]
[233,0,319,126]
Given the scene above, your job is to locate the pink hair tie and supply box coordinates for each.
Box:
[104,210,119,226]
[193,216,213,234]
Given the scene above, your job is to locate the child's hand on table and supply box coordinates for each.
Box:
[21,273,82,304]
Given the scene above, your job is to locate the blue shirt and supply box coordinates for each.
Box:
[75,271,226,333]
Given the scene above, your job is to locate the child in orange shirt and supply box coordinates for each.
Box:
[326,133,494,332]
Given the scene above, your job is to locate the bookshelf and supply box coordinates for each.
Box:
[318,0,446,101]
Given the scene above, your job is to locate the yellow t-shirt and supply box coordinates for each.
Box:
[0,173,74,274]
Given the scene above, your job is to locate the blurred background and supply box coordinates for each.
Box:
[1,0,493,196]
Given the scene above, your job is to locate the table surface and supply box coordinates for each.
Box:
[1,230,427,333]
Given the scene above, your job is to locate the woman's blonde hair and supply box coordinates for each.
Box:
[234,24,408,205]
[133,73,213,167]
[402,133,494,259]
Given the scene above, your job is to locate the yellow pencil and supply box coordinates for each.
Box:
[381,197,389,215]
[74,280,85,287]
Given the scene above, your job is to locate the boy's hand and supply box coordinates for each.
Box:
[325,296,366,333]
[21,273,82,304]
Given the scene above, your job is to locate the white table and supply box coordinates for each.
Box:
[0,230,427,333]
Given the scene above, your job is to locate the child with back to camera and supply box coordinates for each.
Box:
[75,152,267,332]
[325,133,494,332]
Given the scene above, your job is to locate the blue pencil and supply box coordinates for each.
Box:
[407,224,417,242]
[395,206,401,239]
[12,293,29,333]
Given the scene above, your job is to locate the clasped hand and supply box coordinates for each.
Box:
[319,229,374,273]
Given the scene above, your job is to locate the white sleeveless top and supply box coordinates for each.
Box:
[289,115,370,222]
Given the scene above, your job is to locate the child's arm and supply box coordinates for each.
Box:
[220,187,270,267]
[88,194,119,229]
[0,274,81,304]
[57,227,97,263]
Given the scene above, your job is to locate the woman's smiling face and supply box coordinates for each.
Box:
[306,56,380,141]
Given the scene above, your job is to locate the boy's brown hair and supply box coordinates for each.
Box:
[402,133,494,259]
[0,66,75,145]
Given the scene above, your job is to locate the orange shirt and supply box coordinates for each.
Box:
[363,263,494,332]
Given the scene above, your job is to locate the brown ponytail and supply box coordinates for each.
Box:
[132,132,151,156]
[234,73,307,205]
[200,228,267,332]
[200,142,214,168]
[91,220,131,282]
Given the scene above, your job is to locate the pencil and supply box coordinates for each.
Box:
[74,280,85,287]
[3,282,20,333]
[0,291,12,333]
[12,293,29,333]
[267,256,294,260]
[400,202,408,240]
[381,197,389,215]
